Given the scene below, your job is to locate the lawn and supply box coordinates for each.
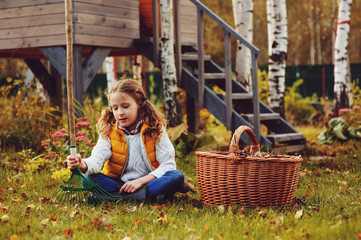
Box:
[1,148,361,240]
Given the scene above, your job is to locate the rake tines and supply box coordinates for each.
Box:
[53,167,123,205]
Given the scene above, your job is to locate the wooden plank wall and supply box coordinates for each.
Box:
[0,0,65,50]
[0,0,139,51]
[179,0,197,46]
[73,0,139,48]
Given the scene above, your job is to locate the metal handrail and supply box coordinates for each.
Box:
[189,0,260,142]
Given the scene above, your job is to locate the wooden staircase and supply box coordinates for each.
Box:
[180,44,305,153]
[134,0,306,153]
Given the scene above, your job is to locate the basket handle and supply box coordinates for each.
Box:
[229,126,260,163]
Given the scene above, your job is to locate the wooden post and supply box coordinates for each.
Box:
[65,0,76,149]
[225,31,232,130]
[152,0,159,67]
[252,52,260,143]
[197,8,204,106]
[322,66,326,100]
[174,0,182,86]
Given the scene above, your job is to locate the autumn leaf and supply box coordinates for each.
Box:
[126,205,137,213]
[356,232,361,240]
[217,205,225,214]
[134,219,142,227]
[227,205,233,214]
[9,235,19,240]
[49,216,57,221]
[1,214,9,222]
[203,224,210,233]
[64,229,73,237]
[155,205,164,210]
[70,210,79,218]
[21,193,27,199]
[295,209,303,219]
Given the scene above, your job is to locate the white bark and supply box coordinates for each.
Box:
[266,0,273,57]
[160,0,182,126]
[267,0,288,118]
[132,55,143,85]
[334,0,352,109]
[232,0,254,91]
[105,57,117,94]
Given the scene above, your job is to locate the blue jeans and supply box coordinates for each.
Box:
[85,170,184,200]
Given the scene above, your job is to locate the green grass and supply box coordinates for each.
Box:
[1,151,361,239]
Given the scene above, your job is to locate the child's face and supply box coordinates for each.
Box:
[109,92,140,131]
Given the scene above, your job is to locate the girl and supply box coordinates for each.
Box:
[66,79,190,202]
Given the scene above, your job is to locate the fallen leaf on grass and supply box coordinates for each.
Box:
[9,235,19,240]
[70,210,79,218]
[0,206,8,213]
[1,214,9,222]
[356,232,361,240]
[64,229,73,237]
[134,219,142,227]
[125,205,137,213]
[295,209,303,219]
[21,193,27,199]
[203,224,210,233]
[217,205,225,214]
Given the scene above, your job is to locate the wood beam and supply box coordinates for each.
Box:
[82,47,111,92]
[24,59,55,96]
[39,47,66,78]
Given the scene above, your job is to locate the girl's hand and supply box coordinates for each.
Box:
[66,154,87,172]
[119,179,143,194]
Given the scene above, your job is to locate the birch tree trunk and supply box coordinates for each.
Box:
[160,0,182,127]
[232,0,254,91]
[267,0,288,118]
[266,0,273,58]
[334,0,352,109]
[132,55,142,84]
[105,57,117,94]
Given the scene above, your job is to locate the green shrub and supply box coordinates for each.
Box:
[284,79,318,124]
[0,78,61,152]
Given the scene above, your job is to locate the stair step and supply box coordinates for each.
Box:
[267,133,305,143]
[204,73,226,79]
[242,113,280,122]
[231,93,253,100]
[272,144,306,154]
[218,93,253,100]
[181,44,197,53]
[182,54,211,61]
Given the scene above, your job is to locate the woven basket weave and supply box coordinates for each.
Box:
[195,126,302,206]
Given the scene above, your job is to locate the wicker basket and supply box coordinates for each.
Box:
[195,126,302,206]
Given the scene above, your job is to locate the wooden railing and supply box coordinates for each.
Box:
[188,0,261,142]
[151,0,260,142]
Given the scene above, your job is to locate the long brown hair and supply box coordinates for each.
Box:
[97,79,166,141]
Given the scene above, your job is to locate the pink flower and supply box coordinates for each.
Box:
[352,106,360,110]
[76,132,87,136]
[51,129,69,138]
[75,136,87,142]
[41,141,49,146]
[78,117,83,122]
[338,108,351,115]
[75,122,91,128]
[86,142,96,146]
[84,116,88,120]
[53,141,59,145]
[44,154,55,158]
